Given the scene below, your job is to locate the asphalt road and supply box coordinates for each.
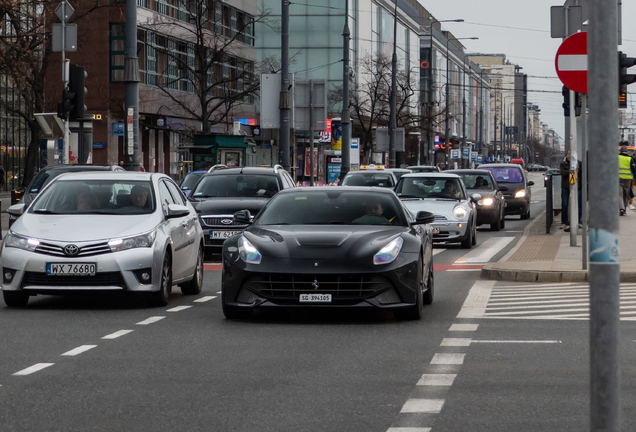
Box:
[1,173,632,431]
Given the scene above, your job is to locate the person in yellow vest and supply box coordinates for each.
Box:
[618,145,635,216]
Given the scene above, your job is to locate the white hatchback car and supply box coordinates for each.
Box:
[1,172,204,307]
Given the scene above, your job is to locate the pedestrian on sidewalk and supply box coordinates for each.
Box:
[559,151,571,228]
[630,149,636,210]
[618,144,635,216]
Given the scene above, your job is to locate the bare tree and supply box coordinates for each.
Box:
[140,0,274,134]
[329,54,421,165]
[0,0,109,186]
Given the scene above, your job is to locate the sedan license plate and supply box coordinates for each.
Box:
[46,263,96,276]
[432,227,440,234]
[299,294,332,303]
[211,230,242,239]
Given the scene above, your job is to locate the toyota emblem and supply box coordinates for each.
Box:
[64,244,79,256]
[221,219,233,225]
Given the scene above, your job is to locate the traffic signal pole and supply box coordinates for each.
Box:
[588,2,621,431]
[124,0,140,170]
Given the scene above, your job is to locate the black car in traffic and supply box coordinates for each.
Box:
[478,163,534,219]
[221,187,435,320]
[188,165,296,252]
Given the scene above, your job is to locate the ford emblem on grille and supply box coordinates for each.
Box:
[221,219,233,225]
[312,278,319,290]
[64,244,79,256]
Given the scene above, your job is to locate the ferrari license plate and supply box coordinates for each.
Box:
[432,227,440,234]
[212,230,241,239]
[299,294,332,303]
[46,263,96,276]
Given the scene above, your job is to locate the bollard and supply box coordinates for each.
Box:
[546,175,552,234]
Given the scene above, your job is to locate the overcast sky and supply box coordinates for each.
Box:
[421,0,636,140]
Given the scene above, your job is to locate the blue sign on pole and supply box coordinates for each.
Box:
[113,122,124,136]
[451,149,460,159]
[486,156,493,163]
[462,147,470,158]
[477,155,483,163]
[470,151,477,161]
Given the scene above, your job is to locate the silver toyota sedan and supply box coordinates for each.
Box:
[1,172,204,307]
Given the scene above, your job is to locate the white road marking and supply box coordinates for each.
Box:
[432,249,445,256]
[457,280,495,318]
[431,353,465,365]
[400,399,445,413]
[447,269,482,272]
[387,428,431,432]
[216,291,222,294]
[102,330,133,340]
[494,283,583,289]
[136,316,166,325]
[441,338,472,347]
[471,340,562,344]
[194,296,217,302]
[417,374,457,386]
[167,305,192,312]
[61,345,97,356]
[454,237,515,264]
[13,363,54,376]
[449,323,479,332]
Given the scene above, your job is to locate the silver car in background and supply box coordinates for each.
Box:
[1,172,204,307]
[395,173,480,249]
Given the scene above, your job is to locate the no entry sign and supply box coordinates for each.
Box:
[555,31,587,94]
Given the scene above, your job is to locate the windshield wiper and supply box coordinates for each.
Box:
[33,209,58,214]
[302,221,346,225]
[399,195,423,199]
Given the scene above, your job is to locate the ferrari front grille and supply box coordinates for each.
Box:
[242,274,393,300]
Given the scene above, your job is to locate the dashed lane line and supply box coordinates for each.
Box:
[431,353,465,365]
[61,345,97,356]
[387,428,431,432]
[400,399,445,414]
[194,296,217,302]
[167,305,193,312]
[417,374,457,386]
[13,363,54,376]
[136,316,166,325]
[449,323,479,331]
[102,330,133,340]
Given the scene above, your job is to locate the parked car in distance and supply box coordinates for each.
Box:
[188,165,296,253]
[2,172,204,307]
[221,187,435,320]
[408,165,441,173]
[445,169,507,231]
[544,168,560,186]
[341,166,397,188]
[395,173,479,248]
[179,170,207,198]
[478,163,534,219]
[9,164,126,227]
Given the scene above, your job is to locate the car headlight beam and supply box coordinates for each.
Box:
[108,230,157,252]
[373,237,404,265]
[515,190,527,198]
[453,206,468,219]
[4,233,40,251]
[478,197,494,206]
[238,235,262,264]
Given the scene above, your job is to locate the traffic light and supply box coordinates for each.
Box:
[562,86,581,117]
[619,51,636,108]
[68,64,87,120]
[57,87,76,120]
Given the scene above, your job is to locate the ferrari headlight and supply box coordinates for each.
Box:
[108,230,156,252]
[453,206,468,219]
[373,237,403,265]
[515,190,526,198]
[478,197,494,206]
[238,235,262,264]
[4,233,40,251]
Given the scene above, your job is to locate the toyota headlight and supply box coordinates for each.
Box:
[515,190,526,198]
[4,233,40,251]
[238,235,262,264]
[478,197,494,206]
[108,230,156,252]
[453,206,468,219]
[373,237,403,265]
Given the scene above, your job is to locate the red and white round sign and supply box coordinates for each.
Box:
[555,31,588,94]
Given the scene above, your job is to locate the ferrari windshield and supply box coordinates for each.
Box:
[30,179,156,215]
[395,177,465,199]
[257,190,406,226]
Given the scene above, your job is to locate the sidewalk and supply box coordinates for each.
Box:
[481,208,636,282]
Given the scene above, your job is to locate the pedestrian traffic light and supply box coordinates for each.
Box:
[68,64,87,120]
[56,87,76,120]
[619,51,636,108]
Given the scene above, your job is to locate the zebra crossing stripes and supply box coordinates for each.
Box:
[458,282,636,321]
